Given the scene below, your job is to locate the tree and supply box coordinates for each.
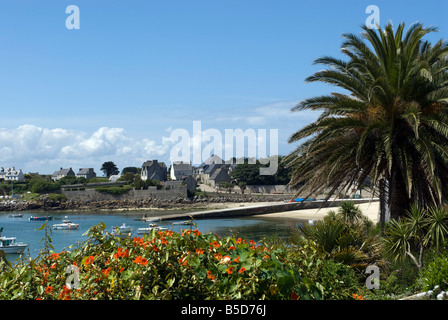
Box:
[100,161,119,178]
[121,167,140,175]
[284,22,448,228]
[231,156,291,185]
[383,203,448,271]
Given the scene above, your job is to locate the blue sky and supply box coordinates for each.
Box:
[0,0,447,174]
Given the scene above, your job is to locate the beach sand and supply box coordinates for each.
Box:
[249,201,380,223]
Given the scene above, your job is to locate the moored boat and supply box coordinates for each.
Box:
[0,228,29,254]
[111,223,133,236]
[172,220,193,225]
[53,217,80,230]
[29,216,53,221]
[137,223,167,234]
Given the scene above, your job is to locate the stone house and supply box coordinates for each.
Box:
[165,175,197,192]
[141,160,167,181]
[77,168,97,180]
[51,167,75,181]
[170,161,193,180]
[0,167,25,182]
[200,163,232,187]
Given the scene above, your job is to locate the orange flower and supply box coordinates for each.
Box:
[84,255,95,265]
[58,285,72,300]
[178,257,188,266]
[238,267,246,273]
[160,237,168,245]
[226,266,234,274]
[140,257,148,266]
[193,229,201,236]
[45,286,53,293]
[207,271,215,280]
[236,238,242,244]
[212,241,220,248]
[214,253,223,260]
[102,267,111,277]
[152,245,159,252]
[50,253,60,260]
[233,256,240,263]
[133,256,142,264]
[228,245,236,251]
[196,248,204,255]
[116,247,128,258]
[133,237,144,245]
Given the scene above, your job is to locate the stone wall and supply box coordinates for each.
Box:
[244,185,296,194]
[62,186,188,202]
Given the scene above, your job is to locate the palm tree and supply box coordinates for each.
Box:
[284,22,448,226]
[382,203,448,270]
[292,203,382,270]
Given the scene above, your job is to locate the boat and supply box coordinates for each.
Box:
[29,216,53,221]
[137,223,167,234]
[53,217,80,230]
[111,223,133,236]
[172,220,193,225]
[8,213,22,218]
[0,228,29,254]
[0,236,29,254]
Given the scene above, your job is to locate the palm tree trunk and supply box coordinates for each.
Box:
[389,167,410,220]
[379,178,389,232]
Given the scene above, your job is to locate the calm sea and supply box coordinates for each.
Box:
[0,210,306,263]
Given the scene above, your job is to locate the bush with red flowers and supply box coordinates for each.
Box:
[0,223,323,300]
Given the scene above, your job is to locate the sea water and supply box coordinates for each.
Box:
[0,211,306,263]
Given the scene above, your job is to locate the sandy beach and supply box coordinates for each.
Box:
[187,200,381,223]
[250,201,380,223]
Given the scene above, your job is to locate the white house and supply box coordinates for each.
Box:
[170,161,193,180]
[0,167,25,182]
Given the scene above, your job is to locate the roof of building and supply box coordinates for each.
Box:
[52,168,74,176]
[77,168,95,175]
[142,160,167,168]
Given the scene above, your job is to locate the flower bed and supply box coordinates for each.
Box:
[0,223,323,300]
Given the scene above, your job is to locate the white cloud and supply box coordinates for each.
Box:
[0,125,176,174]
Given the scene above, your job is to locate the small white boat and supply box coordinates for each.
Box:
[53,217,80,230]
[112,223,133,236]
[172,220,193,225]
[137,223,167,234]
[8,213,22,218]
[0,235,29,254]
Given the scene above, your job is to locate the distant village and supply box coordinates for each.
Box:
[0,154,245,196]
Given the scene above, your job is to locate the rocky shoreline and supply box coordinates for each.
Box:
[0,194,292,213]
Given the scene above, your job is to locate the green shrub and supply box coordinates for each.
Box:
[0,224,324,300]
[47,193,68,202]
[317,260,360,300]
[417,252,448,291]
[94,186,132,195]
